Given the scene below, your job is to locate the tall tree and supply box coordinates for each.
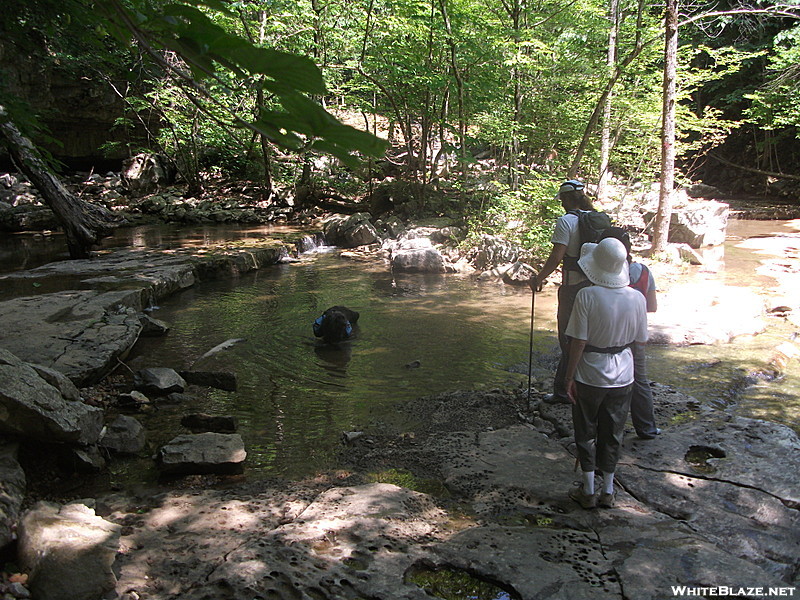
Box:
[652,0,678,253]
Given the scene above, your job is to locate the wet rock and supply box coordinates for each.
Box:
[138,313,170,336]
[180,413,238,434]
[116,390,150,410]
[18,502,121,600]
[0,442,26,550]
[0,349,103,445]
[156,433,247,475]
[100,415,147,454]
[178,370,238,391]
[323,213,379,248]
[134,367,186,396]
[649,281,765,344]
[391,246,446,273]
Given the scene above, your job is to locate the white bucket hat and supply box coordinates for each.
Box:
[577,238,630,288]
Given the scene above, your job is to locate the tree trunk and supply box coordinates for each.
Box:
[598,0,620,200]
[652,0,678,253]
[0,105,121,259]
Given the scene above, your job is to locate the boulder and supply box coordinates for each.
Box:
[18,502,121,600]
[100,415,147,454]
[0,289,143,386]
[28,363,82,402]
[0,443,26,550]
[156,433,247,475]
[391,247,446,273]
[685,183,722,198]
[323,213,379,248]
[0,349,103,445]
[122,152,175,195]
[134,367,187,396]
[501,261,536,286]
[644,200,729,248]
[181,413,238,434]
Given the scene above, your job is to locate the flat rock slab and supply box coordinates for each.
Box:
[427,419,796,596]
[157,432,247,475]
[0,290,142,385]
[0,244,288,384]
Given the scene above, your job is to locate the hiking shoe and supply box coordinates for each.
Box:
[636,427,662,440]
[569,486,597,509]
[598,492,616,508]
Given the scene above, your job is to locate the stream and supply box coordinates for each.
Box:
[2,217,798,488]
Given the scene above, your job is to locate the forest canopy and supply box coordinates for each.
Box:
[0,0,798,256]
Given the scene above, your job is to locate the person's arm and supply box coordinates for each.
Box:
[530,243,567,291]
[645,288,658,312]
[565,337,586,405]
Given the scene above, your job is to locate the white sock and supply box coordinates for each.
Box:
[602,471,615,495]
[582,470,595,495]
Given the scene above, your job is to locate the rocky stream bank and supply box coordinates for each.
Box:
[0,178,799,599]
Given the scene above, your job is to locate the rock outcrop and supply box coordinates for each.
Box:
[0,348,103,445]
[18,502,121,600]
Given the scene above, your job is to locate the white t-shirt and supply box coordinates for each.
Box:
[551,213,587,286]
[565,285,649,387]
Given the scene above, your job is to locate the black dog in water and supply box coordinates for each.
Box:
[313,306,360,344]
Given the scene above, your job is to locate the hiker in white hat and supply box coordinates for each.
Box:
[563,237,649,509]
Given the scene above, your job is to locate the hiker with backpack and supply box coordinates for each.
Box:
[600,227,661,440]
[529,179,612,404]
[563,237,649,509]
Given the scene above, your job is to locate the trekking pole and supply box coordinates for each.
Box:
[527,286,536,404]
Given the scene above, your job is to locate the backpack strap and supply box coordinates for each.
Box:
[629,264,650,297]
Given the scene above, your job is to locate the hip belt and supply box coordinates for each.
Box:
[585,342,633,354]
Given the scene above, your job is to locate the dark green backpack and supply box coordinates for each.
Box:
[563,209,614,273]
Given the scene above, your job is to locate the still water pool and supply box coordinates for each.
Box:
[121,218,799,486]
[124,249,544,483]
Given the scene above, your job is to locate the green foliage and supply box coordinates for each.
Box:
[464,177,562,261]
[100,0,387,168]
[745,26,800,135]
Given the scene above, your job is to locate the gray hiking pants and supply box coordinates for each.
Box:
[572,382,633,473]
[631,343,658,437]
